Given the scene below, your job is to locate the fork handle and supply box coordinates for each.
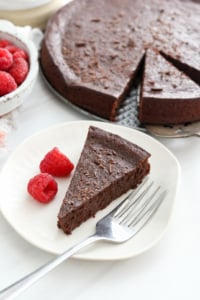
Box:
[0,234,100,300]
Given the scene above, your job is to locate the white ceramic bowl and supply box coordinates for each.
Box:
[0,0,51,10]
[0,20,43,116]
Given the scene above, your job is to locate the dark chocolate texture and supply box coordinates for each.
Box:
[139,49,200,124]
[57,126,150,234]
[40,0,200,125]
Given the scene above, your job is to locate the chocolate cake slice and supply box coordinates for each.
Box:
[58,126,150,234]
[139,49,200,125]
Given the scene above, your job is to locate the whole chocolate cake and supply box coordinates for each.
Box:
[40,0,200,125]
[58,126,150,234]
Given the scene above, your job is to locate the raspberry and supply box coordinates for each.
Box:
[6,45,29,61]
[0,48,13,70]
[8,57,29,85]
[27,173,58,203]
[40,147,74,177]
[0,40,10,48]
[13,50,29,61]
[5,45,19,54]
[0,71,17,96]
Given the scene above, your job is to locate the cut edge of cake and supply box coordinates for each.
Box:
[139,48,200,125]
[160,50,200,86]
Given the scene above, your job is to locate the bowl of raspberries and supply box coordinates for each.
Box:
[0,20,42,116]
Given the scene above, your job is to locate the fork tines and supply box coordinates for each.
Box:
[114,178,167,230]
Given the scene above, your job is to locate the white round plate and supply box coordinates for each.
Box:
[0,121,180,260]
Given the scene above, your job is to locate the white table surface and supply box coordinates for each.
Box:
[0,68,200,299]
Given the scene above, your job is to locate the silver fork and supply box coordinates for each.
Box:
[0,178,167,300]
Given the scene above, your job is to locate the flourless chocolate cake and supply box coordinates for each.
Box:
[139,49,200,125]
[58,126,150,234]
[40,0,200,125]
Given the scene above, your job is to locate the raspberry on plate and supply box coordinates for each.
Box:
[40,147,74,177]
[0,48,13,70]
[8,57,29,85]
[0,71,17,96]
[27,173,58,203]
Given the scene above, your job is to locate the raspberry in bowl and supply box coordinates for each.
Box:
[0,20,42,116]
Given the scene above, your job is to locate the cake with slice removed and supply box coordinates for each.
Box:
[139,48,200,125]
[58,126,150,234]
[40,0,200,124]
